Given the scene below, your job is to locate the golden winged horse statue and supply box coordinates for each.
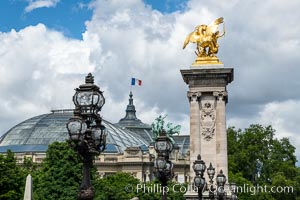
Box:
[183,17,225,65]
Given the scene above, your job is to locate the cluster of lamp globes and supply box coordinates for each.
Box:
[153,131,174,182]
[66,73,107,155]
[193,154,237,199]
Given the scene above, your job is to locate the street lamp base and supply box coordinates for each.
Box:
[78,187,94,200]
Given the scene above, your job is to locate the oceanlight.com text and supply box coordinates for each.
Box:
[235,184,294,195]
[124,183,294,196]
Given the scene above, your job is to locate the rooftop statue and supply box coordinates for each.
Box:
[151,115,181,144]
[183,17,225,65]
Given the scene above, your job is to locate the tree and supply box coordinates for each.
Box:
[296,167,300,200]
[135,180,186,200]
[94,172,186,200]
[0,150,27,200]
[228,125,299,200]
[34,142,83,200]
[94,172,140,200]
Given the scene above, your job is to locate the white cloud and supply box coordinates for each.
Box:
[24,0,60,13]
[0,24,95,132]
[228,100,300,164]
[1,0,300,164]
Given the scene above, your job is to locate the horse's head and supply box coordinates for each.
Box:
[198,25,207,34]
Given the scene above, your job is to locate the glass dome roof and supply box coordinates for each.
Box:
[0,110,148,153]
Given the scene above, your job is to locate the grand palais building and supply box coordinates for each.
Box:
[0,92,190,183]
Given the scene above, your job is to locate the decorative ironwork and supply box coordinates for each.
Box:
[67,73,106,200]
[193,155,237,200]
[153,129,174,200]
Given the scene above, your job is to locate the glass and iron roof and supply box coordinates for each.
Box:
[0,92,190,155]
[0,110,148,154]
[173,135,190,156]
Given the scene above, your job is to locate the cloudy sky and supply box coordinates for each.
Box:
[0,0,299,165]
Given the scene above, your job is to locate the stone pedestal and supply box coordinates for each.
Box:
[181,64,233,199]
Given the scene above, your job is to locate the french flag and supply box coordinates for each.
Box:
[131,78,142,86]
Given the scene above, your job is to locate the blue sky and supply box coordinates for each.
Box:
[0,0,92,39]
[0,0,187,39]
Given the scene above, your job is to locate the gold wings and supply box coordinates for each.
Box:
[206,17,224,36]
[182,17,224,49]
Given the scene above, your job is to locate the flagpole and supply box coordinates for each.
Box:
[130,78,133,93]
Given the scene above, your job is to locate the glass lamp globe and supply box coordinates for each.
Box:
[155,158,166,170]
[194,176,201,187]
[230,182,237,192]
[194,176,205,188]
[216,170,227,187]
[67,117,87,142]
[72,73,105,115]
[165,161,174,172]
[74,91,104,109]
[193,155,206,175]
[207,162,215,178]
[92,125,107,152]
[154,137,173,154]
[155,141,167,151]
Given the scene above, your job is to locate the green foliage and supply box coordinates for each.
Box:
[135,180,187,200]
[34,142,83,200]
[296,167,300,200]
[94,172,140,200]
[0,150,27,200]
[228,125,299,200]
[1,124,299,200]
[94,173,186,200]
[22,156,37,173]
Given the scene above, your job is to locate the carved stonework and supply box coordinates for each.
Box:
[104,157,117,162]
[187,91,201,102]
[200,101,216,141]
[186,150,190,161]
[213,91,228,101]
[125,147,140,157]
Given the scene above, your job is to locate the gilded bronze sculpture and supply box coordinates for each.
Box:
[183,17,225,65]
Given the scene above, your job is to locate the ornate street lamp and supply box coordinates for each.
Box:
[193,154,206,177]
[230,182,238,200]
[207,163,216,183]
[216,170,227,200]
[154,130,173,156]
[154,130,174,200]
[192,155,231,200]
[73,73,105,122]
[193,154,206,200]
[207,162,216,198]
[67,73,106,200]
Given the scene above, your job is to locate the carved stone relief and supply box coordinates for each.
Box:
[200,101,216,141]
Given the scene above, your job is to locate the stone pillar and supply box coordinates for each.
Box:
[187,91,201,181]
[181,66,233,199]
[214,91,228,179]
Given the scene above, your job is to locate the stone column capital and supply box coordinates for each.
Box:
[213,91,228,102]
[187,91,201,102]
